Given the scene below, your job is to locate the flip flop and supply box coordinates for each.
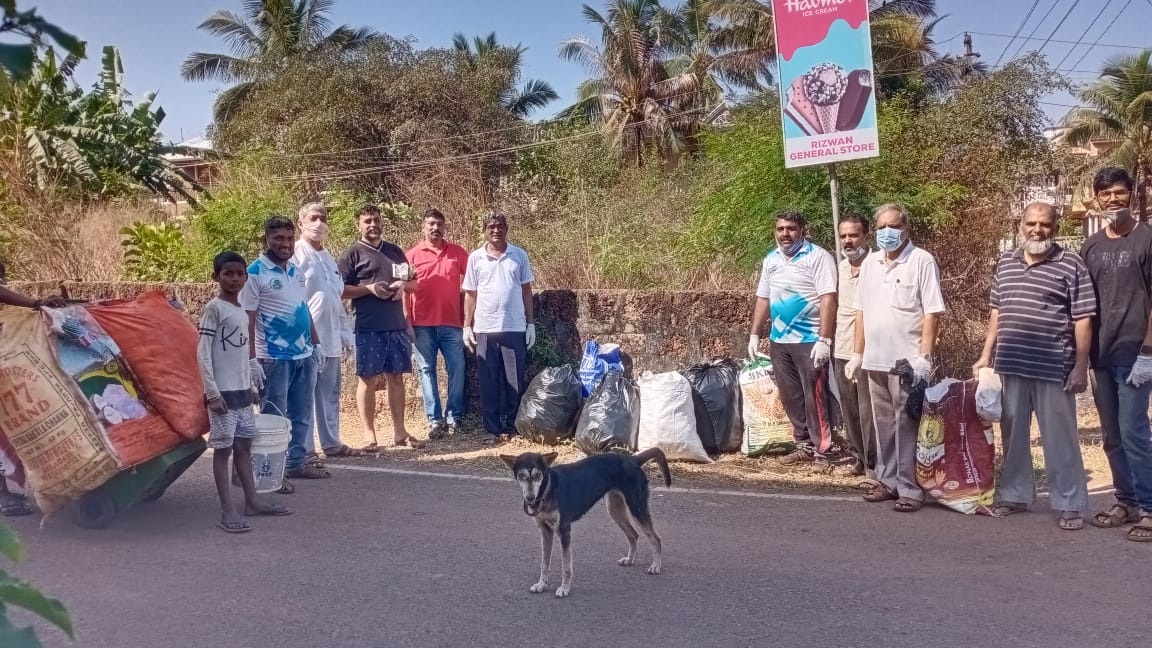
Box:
[894,497,923,513]
[217,517,252,534]
[362,442,380,454]
[992,503,1028,517]
[246,504,294,517]
[324,444,366,458]
[1058,512,1084,531]
[394,436,427,449]
[1126,519,1152,542]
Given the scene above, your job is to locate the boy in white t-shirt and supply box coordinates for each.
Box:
[198,251,293,533]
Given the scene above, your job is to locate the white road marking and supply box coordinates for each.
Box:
[325,463,862,502]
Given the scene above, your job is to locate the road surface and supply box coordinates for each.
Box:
[6,458,1150,648]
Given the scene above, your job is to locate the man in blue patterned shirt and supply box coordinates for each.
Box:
[748,211,839,469]
[241,216,329,492]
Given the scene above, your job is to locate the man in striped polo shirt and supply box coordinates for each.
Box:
[973,202,1095,530]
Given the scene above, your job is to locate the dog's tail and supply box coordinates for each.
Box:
[633,448,671,487]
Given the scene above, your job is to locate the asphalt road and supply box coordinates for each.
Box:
[6,457,1150,648]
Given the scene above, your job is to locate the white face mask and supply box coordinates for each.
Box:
[843,246,868,262]
[302,221,329,243]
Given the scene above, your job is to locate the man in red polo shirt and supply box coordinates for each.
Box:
[406,208,471,438]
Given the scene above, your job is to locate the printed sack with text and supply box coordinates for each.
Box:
[578,340,624,398]
[916,378,996,515]
[739,357,794,457]
[0,309,119,515]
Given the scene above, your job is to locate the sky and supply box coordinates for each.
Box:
[12,0,1152,142]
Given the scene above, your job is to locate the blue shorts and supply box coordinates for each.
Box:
[355,330,413,377]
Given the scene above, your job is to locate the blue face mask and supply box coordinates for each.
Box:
[778,237,806,257]
[875,227,904,252]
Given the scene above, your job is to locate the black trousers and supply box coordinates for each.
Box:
[476,331,528,436]
[769,341,834,455]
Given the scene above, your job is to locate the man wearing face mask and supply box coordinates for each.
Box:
[748,211,838,469]
[833,213,876,483]
[1079,167,1152,542]
[292,202,364,460]
[973,202,1094,531]
[846,204,946,513]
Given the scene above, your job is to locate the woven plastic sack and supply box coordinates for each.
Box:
[637,371,712,463]
[738,357,793,457]
[917,378,996,515]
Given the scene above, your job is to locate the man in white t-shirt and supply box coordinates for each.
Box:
[846,204,946,513]
[462,212,535,445]
[747,211,838,469]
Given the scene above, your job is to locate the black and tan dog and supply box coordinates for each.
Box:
[498,448,671,598]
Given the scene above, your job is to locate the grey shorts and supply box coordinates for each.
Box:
[207,407,257,449]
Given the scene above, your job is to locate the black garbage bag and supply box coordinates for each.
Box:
[515,365,584,446]
[681,358,744,454]
[574,371,640,454]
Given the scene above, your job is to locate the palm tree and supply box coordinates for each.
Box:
[559,0,702,166]
[452,32,558,119]
[703,0,981,96]
[181,0,383,123]
[1060,50,1152,221]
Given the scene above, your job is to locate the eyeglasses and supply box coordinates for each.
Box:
[1097,189,1131,200]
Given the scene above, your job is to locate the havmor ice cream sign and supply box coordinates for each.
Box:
[772,0,880,168]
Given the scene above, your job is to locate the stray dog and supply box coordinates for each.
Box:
[498,448,671,598]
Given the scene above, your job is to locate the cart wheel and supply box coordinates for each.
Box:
[72,492,117,529]
[141,487,166,503]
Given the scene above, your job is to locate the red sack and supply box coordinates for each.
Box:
[916,378,996,515]
[87,290,209,440]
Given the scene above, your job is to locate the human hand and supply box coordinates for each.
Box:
[368,283,393,300]
[525,324,536,350]
[971,355,991,379]
[1064,362,1088,393]
[1127,354,1152,387]
[249,358,265,391]
[463,327,476,352]
[38,295,67,309]
[811,338,831,369]
[747,335,761,360]
[845,353,863,382]
[207,396,228,414]
[313,345,326,373]
[908,354,933,383]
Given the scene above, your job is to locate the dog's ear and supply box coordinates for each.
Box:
[497,454,517,469]
[541,452,558,466]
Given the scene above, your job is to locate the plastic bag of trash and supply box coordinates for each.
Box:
[574,372,640,454]
[916,378,996,516]
[515,365,584,446]
[975,368,1002,424]
[682,358,744,454]
[577,339,624,398]
[637,371,712,463]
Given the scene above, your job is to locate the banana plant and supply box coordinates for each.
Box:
[0,524,73,647]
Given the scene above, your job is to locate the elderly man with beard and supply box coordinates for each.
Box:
[1079,167,1152,542]
[748,211,838,470]
[973,202,1094,530]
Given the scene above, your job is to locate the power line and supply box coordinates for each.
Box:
[1035,0,1082,58]
[1007,0,1061,61]
[994,0,1040,68]
[1068,0,1134,72]
[941,30,1147,50]
[1054,0,1114,71]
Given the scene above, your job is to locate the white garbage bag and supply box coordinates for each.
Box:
[637,370,713,463]
[975,368,1002,424]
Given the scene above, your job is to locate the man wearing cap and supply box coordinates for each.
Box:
[462,212,536,445]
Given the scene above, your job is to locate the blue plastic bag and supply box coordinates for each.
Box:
[578,339,624,398]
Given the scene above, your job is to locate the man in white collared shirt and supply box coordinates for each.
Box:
[292,202,362,459]
[846,204,946,513]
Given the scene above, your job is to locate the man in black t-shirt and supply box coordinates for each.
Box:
[338,205,426,451]
[1080,167,1152,542]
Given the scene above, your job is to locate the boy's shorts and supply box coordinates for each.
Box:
[207,407,257,450]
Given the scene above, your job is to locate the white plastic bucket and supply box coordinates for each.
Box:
[230,412,291,492]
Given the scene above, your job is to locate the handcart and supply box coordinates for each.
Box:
[70,438,207,529]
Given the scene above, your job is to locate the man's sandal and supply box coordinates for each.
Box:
[992,503,1028,517]
[894,497,923,513]
[863,484,897,502]
[1058,511,1084,531]
[1126,516,1152,542]
[1090,503,1139,528]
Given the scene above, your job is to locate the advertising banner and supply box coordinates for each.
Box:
[772,0,880,168]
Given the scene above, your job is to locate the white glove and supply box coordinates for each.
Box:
[1128,354,1152,387]
[343,345,354,362]
[747,334,761,359]
[909,354,933,383]
[811,338,831,369]
[249,358,265,391]
[525,323,536,350]
[313,344,326,373]
[845,353,862,383]
[463,327,476,352]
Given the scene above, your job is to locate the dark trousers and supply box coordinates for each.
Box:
[769,341,834,455]
[833,356,876,474]
[477,332,528,437]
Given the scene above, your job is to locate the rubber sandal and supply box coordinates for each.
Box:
[394,435,427,449]
[362,442,380,454]
[854,478,881,491]
[246,504,294,517]
[275,479,295,495]
[1058,512,1084,531]
[1090,503,1139,528]
[863,484,897,502]
[894,497,923,513]
[1126,518,1152,542]
[217,517,252,534]
[287,464,331,479]
[324,444,366,458]
[992,503,1028,517]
